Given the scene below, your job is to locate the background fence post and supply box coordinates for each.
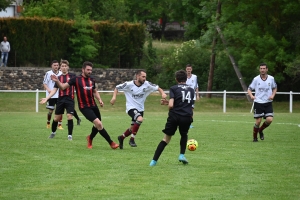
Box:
[223,90,226,113]
[36,89,39,113]
[290,91,293,113]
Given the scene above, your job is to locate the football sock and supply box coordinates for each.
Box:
[73,110,79,121]
[51,120,58,133]
[180,134,188,154]
[153,141,168,161]
[58,115,63,126]
[253,124,259,139]
[130,133,136,141]
[259,121,270,132]
[90,126,98,140]
[47,112,52,124]
[98,128,113,144]
[67,119,73,135]
[121,128,132,139]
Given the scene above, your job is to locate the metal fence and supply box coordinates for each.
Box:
[1,90,299,113]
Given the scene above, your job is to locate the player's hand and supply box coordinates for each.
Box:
[99,100,104,107]
[40,98,47,104]
[250,95,256,100]
[269,96,274,100]
[160,98,169,105]
[110,98,116,105]
[50,74,58,82]
[161,93,167,99]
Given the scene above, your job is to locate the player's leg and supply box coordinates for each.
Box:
[252,102,264,142]
[118,124,132,149]
[178,116,192,164]
[150,115,177,166]
[73,109,81,125]
[129,110,144,147]
[46,99,55,128]
[66,100,75,140]
[258,102,274,140]
[49,101,64,138]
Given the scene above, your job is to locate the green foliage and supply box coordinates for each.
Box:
[68,11,99,67]
[0,0,13,12]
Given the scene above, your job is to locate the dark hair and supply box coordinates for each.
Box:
[259,63,268,68]
[136,70,146,75]
[60,59,69,66]
[175,70,187,83]
[51,60,59,65]
[82,61,93,69]
[186,64,192,68]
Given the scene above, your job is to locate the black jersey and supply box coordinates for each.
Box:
[169,84,194,116]
[68,75,97,109]
[55,73,76,99]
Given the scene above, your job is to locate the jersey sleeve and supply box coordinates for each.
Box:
[116,81,131,91]
[68,76,76,86]
[43,72,50,84]
[271,77,277,89]
[248,78,256,90]
[169,87,175,99]
[146,81,159,92]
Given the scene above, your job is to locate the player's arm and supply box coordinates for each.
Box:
[269,87,277,100]
[50,74,69,90]
[43,83,51,93]
[168,98,174,110]
[195,87,200,101]
[247,87,255,100]
[40,88,58,104]
[93,88,104,107]
[110,88,118,105]
[158,87,167,99]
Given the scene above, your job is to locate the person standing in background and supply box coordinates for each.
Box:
[43,60,63,129]
[185,64,200,128]
[0,36,10,67]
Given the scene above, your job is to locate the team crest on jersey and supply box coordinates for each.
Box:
[268,83,270,86]
[143,88,146,92]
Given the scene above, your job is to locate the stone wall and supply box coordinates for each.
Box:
[0,67,141,90]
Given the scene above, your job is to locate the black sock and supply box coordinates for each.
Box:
[90,126,98,140]
[73,110,79,121]
[180,134,188,154]
[153,141,168,161]
[99,128,113,144]
[68,119,73,135]
[51,120,58,133]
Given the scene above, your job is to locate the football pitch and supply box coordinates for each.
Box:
[0,94,300,199]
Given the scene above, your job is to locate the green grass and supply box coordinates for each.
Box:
[0,93,300,199]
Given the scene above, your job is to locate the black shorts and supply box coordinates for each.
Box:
[46,98,58,110]
[55,96,74,115]
[162,113,193,136]
[79,106,101,122]
[253,102,274,119]
[128,109,144,124]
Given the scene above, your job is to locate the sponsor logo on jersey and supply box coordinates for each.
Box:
[132,94,145,99]
[83,86,93,90]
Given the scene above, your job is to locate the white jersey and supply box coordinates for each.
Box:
[43,70,62,98]
[116,80,159,113]
[248,75,277,103]
[186,74,198,100]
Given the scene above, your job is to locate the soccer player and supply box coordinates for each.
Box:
[185,64,199,128]
[110,70,167,149]
[150,70,195,166]
[50,61,119,149]
[40,60,78,140]
[43,60,63,129]
[247,63,277,142]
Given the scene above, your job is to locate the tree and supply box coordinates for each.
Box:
[0,0,13,12]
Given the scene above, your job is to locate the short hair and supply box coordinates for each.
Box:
[82,61,93,69]
[136,70,146,76]
[186,64,192,68]
[60,59,69,66]
[259,63,268,68]
[175,70,187,83]
[51,60,59,65]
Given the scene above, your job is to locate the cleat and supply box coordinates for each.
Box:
[118,136,124,149]
[253,138,258,142]
[259,131,264,140]
[86,135,92,149]
[190,125,194,128]
[49,133,56,139]
[149,160,157,166]
[110,142,119,149]
[77,118,81,125]
[178,154,188,164]
[129,139,137,147]
[68,135,72,141]
[46,124,50,129]
[58,125,64,130]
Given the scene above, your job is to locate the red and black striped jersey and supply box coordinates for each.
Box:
[54,73,76,99]
[68,75,97,109]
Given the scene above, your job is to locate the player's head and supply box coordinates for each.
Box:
[136,70,146,85]
[186,64,192,74]
[259,63,268,75]
[82,61,93,77]
[60,59,69,74]
[175,70,187,83]
[3,36,7,41]
[51,60,59,72]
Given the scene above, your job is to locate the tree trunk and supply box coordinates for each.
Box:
[207,0,221,98]
[216,26,252,102]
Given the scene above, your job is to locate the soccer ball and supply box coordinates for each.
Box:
[187,139,198,151]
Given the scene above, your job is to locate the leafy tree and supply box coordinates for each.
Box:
[0,0,13,12]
